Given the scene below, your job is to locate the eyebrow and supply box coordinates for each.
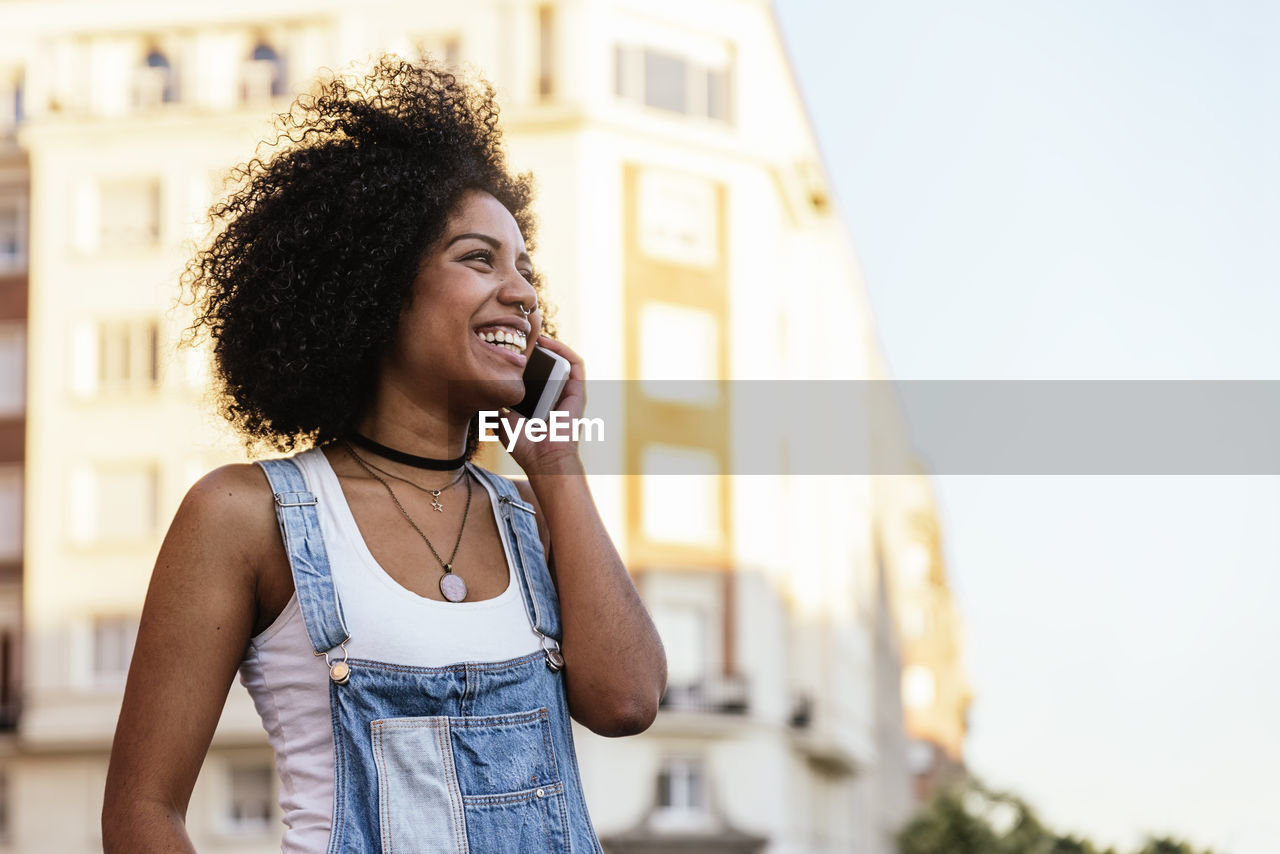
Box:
[446,232,532,266]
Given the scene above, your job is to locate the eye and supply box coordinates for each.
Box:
[462,249,495,266]
[520,268,536,284]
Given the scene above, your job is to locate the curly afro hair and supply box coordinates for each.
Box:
[184,55,547,452]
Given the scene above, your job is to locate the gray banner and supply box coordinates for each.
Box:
[458,381,1280,474]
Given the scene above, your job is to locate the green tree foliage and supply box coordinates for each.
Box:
[898,786,1000,854]
[1048,835,1115,854]
[1135,839,1219,854]
[897,780,1216,854]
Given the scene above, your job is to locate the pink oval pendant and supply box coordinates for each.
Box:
[440,573,468,603]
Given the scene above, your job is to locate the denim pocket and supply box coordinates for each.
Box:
[371,708,568,854]
[463,780,570,854]
[370,716,469,854]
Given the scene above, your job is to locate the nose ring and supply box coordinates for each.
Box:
[519,303,534,317]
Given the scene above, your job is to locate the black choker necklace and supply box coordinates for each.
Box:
[347,433,467,471]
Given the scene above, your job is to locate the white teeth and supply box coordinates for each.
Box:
[476,328,526,355]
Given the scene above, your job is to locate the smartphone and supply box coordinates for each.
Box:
[513,344,570,422]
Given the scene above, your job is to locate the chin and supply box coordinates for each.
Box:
[450,377,527,413]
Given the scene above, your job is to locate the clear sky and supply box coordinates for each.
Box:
[773,2,1279,852]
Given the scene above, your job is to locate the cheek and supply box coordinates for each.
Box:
[392,310,459,367]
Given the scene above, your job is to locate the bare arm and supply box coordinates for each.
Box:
[516,467,666,737]
[102,464,279,852]
[508,335,667,737]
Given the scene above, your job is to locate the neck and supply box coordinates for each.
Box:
[352,422,469,463]
[348,431,468,471]
[355,383,473,462]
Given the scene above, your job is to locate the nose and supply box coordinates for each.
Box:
[499,267,539,316]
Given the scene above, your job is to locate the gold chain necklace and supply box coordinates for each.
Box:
[353,453,468,512]
[340,440,475,602]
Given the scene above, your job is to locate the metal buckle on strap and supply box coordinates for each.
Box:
[498,495,536,515]
[540,635,564,672]
[274,491,318,508]
[314,637,352,684]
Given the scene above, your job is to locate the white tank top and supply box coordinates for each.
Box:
[238,447,543,854]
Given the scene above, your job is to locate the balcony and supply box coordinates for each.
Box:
[658,674,749,716]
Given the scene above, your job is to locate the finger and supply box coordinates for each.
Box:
[536,335,585,381]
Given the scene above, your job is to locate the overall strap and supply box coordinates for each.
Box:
[257,457,350,655]
[468,465,564,661]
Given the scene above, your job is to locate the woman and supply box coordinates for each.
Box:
[102,56,666,853]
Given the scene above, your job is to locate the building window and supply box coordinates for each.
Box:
[71,179,161,253]
[69,318,161,397]
[614,44,733,123]
[69,464,158,544]
[0,325,23,415]
[636,168,719,267]
[0,196,25,271]
[641,445,721,546]
[654,604,707,684]
[0,467,20,563]
[639,303,719,405]
[97,179,162,251]
[91,616,139,684]
[227,763,274,833]
[643,50,686,113]
[98,319,159,390]
[903,664,936,711]
[242,42,286,101]
[653,756,710,830]
[410,33,461,68]
[134,48,178,107]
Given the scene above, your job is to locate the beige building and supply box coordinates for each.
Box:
[876,470,973,803]
[864,355,973,801]
[0,1,967,851]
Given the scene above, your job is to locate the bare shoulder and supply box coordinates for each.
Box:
[512,477,540,511]
[161,464,285,608]
[172,463,278,562]
[169,462,294,633]
[185,461,272,511]
[142,461,275,632]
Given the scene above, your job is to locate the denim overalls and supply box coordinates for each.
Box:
[259,456,603,854]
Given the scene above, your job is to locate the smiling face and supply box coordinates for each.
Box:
[378,189,541,420]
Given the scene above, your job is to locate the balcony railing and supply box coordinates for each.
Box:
[659,674,749,715]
